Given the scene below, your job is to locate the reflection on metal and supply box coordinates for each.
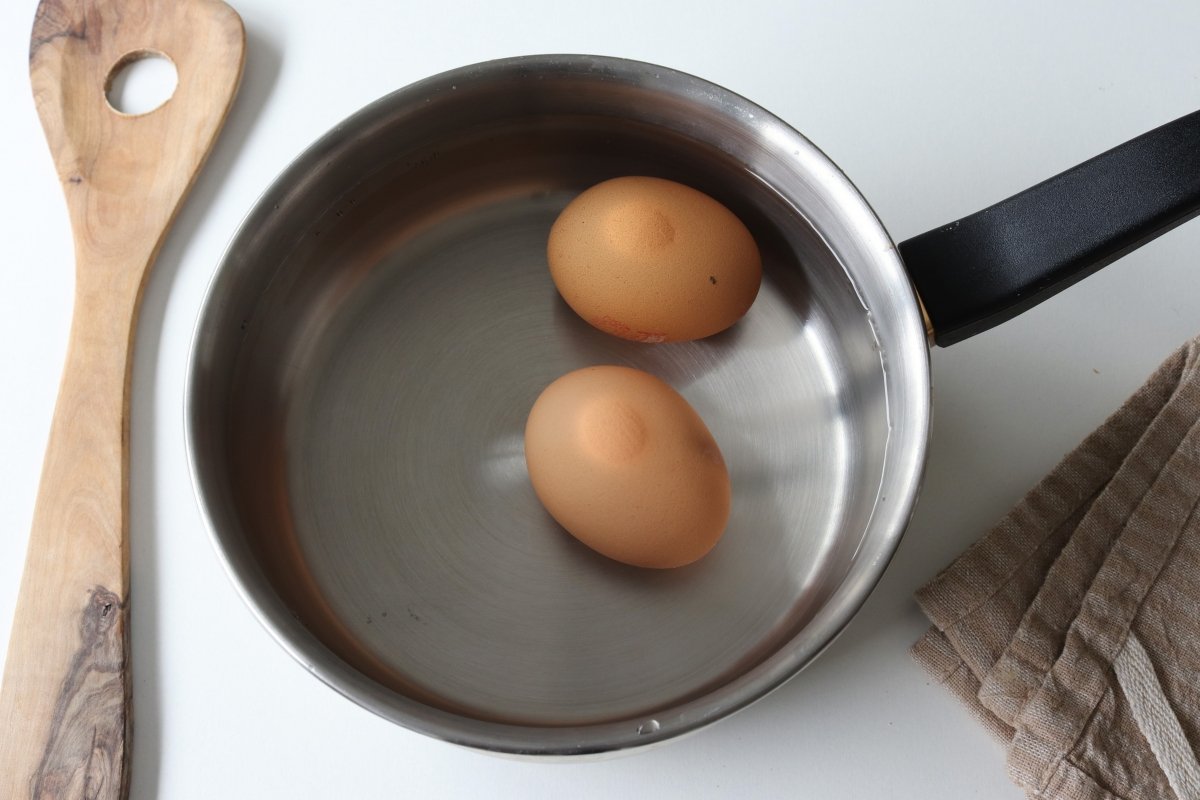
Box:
[186,55,931,755]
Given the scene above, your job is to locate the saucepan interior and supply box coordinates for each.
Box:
[186,55,930,755]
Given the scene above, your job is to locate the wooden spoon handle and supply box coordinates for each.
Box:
[1,1,244,797]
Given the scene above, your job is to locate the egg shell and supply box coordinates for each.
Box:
[547,176,763,343]
[524,365,731,569]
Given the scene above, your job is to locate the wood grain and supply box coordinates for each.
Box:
[0,0,244,797]
[31,589,127,800]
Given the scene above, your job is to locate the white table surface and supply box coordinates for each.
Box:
[2,1,1199,797]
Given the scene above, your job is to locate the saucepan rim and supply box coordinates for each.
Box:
[183,53,931,756]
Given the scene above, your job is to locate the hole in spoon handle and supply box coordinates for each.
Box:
[104,49,178,116]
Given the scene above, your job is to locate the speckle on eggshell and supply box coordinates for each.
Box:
[547,176,762,343]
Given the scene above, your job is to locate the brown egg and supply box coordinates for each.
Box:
[547,176,762,343]
[524,365,731,569]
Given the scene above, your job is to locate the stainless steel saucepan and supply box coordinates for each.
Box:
[185,55,1200,756]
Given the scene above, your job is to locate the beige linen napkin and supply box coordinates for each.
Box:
[912,338,1200,800]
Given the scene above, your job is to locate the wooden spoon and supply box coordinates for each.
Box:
[0,0,244,796]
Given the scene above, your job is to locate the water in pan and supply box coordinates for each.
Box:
[280,185,874,726]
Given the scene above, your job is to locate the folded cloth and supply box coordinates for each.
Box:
[912,338,1200,800]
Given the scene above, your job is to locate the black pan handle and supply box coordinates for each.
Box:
[899,109,1200,347]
